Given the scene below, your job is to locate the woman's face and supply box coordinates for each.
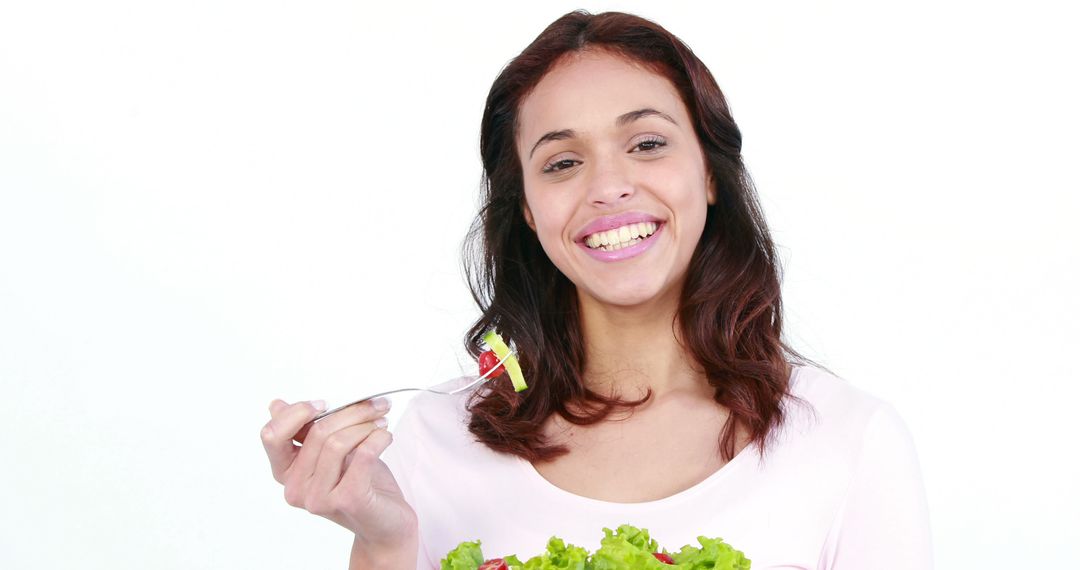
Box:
[517,50,714,310]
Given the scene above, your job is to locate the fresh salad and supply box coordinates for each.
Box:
[440,524,750,570]
[478,330,527,392]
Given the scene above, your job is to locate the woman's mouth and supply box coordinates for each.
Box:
[578,221,664,261]
[583,221,659,251]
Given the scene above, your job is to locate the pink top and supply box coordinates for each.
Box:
[379,365,933,569]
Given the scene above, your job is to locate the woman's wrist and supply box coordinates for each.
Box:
[349,532,419,570]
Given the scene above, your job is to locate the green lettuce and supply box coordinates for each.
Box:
[522,537,589,570]
[441,540,484,570]
[588,525,667,570]
[670,536,751,570]
[440,525,750,570]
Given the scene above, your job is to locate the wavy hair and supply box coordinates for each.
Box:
[463,10,816,463]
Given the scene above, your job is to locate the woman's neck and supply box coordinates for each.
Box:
[577,288,707,401]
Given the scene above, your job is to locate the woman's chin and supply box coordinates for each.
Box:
[578,281,675,310]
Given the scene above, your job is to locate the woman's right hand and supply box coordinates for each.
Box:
[260,398,418,550]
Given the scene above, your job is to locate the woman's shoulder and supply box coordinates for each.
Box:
[779,363,909,451]
[787,363,888,411]
[379,377,485,476]
[389,377,479,446]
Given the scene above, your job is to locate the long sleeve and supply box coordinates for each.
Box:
[819,404,934,569]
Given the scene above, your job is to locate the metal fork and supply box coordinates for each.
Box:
[293,349,516,443]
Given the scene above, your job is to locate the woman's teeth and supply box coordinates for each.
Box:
[584,222,658,251]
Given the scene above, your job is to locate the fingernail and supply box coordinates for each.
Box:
[374,417,388,428]
[371,397,391,412]
[311,399,327,412]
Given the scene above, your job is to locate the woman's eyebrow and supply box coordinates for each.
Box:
[616,108,677,128]
[528,108,677,159]
[529,129,575,159]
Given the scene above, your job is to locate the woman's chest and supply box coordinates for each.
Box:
[531,405,743,503]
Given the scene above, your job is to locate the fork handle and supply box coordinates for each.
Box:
[311,388,425,423]
[290,388,424,444]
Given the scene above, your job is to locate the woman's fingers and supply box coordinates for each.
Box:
[307,419,387,503]
[269,399,286,414]
[293,397,392,444]
[288,398,391,481]
[261,399,324,483]
[337,428,394,495]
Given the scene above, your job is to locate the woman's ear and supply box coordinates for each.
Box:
[522,201,537,231]
[706,173,717,205]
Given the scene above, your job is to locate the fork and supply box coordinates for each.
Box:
[293,349,516,443]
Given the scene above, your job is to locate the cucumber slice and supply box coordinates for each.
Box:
[482,330,527,392]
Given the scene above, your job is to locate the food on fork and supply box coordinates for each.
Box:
[478,351,506,380]
[481,330,527,392]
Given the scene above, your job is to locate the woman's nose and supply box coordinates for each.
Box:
[584,159,635,207]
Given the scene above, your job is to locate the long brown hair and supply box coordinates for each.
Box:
[463,10,816,463]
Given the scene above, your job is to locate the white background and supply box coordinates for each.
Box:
[2,0,1077,568]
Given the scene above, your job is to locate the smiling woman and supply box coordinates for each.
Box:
[463,11,794,469]
[517,54,714,309]
[261,9,933,570]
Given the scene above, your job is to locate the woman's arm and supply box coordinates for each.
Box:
[349,532,419,570]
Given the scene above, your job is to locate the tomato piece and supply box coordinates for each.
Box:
[478,350,506,379]
[478,558,509,570]
[653,552,675,564]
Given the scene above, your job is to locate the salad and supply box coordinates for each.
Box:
[478,330,527,392]
[440,524,750,570]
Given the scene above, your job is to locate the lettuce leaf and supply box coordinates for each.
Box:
[587,525,668,570]
[522,537,589,570]
[670,535,751,570]
[441,540,484,570]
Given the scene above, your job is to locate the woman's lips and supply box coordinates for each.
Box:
[574,212,663,242]
[578,222,664,262]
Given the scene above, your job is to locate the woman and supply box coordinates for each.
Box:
[261,11,932,569]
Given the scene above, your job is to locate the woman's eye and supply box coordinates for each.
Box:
[542,158,580,173]
[632,136,667,153]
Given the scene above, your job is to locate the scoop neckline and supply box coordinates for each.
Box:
[512,434,755,510]
[510,365,804,510]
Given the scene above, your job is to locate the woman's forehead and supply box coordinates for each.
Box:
[517,51,689,148]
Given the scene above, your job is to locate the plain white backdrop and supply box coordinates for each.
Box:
[2,0,1077,568]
